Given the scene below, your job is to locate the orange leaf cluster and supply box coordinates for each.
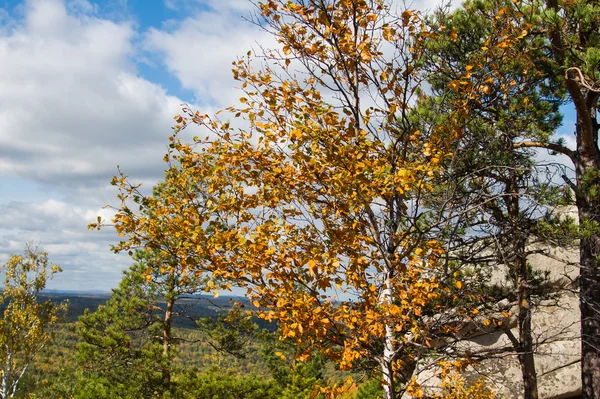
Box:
[99,0,476,396]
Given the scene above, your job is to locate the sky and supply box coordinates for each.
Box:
[0,0,578,291]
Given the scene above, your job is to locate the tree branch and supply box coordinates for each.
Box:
[514,141,576,163]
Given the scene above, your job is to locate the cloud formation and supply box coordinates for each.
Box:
[0,0,271,290]
[0,0,190,289]
[0,0,184,189]
[0,198,128,290]
[144,3,273,108]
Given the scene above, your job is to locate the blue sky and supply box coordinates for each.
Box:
[0,0,579,291]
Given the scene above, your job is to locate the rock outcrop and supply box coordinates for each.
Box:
[417,233,582,398]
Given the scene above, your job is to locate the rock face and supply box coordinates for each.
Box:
[457,247,581,399]
[416,233,582,398]
[463,294,581,398]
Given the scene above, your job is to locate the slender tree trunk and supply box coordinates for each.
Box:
[381,325,396,399]
[9,362,29,399]
[1,378,5,397]
[162,296,175,387]
[516,249,539,399]
[506,170,539,399]
[1,351,11,399]
[381,275,396,399]
[579,224,600,399]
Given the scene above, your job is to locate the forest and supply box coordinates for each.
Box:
[1,0,599,398]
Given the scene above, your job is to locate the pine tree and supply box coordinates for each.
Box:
[423,0,600,395]
[421,1,579,397]
[355,378,384,399]
[74,256,169,398]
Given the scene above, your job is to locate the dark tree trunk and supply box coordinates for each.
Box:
[516,249,539,399]
[576,153,600,399]
[507,171,539,399]
[544,0,600,393]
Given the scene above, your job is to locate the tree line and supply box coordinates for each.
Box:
[0,247,358,399]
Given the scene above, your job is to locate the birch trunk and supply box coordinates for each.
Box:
[380,274,396,399]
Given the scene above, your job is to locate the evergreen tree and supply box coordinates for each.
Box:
[354,378,384,399]
[420,2,577,397]
[425,0,600,395]
[430,1,600,395]
[73,257,169,398]
[72,250,259,398]
[280,358,325,399]
[260,331,326,399]
[177,366,281,399]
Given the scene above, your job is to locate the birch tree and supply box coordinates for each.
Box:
[0,247,67,399]
[100,1,492,397]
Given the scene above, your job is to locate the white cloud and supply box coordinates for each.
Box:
[144,5,274,107]
[146,0,460,110]
[0,199,129,290]
[0,0,182,192]
[0,0,188,290]
[410,0,460,12]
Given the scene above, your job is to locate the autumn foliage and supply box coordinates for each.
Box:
[0,247,67,399]
[95,1,478,397]
[88,0,600,397]
[429,373,496,399]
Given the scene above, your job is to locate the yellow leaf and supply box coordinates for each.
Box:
[321,318,333,328]
[455,281,462,289]
[401,10,412,25]
[307,259,317,275]
[382,26,393,41]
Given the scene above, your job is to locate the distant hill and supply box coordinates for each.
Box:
[41,289,111,296]
[38,293,111,322]
[35,291,273,330]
